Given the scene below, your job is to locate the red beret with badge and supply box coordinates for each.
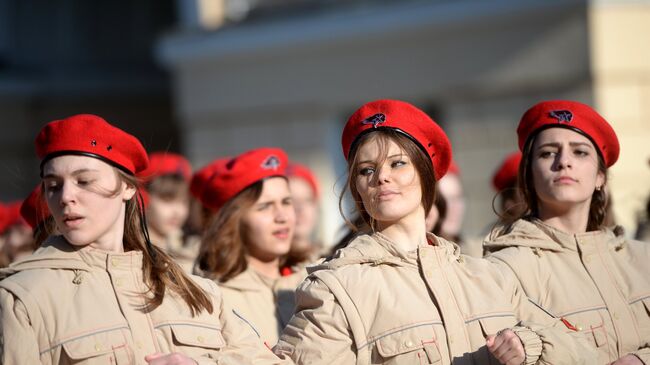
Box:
[492,152,522,191]
[20,185,50,229]
[139,152,192,183]
[342,99,452,179]
[36,114,149,174]
[198,148,288,211]
[517,100,620,167]
[287,163,320,199]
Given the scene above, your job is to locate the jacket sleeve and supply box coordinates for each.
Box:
[0,288,43,365]
[496,262,600,365]
[192,280,292,365]
[273,276,356,365]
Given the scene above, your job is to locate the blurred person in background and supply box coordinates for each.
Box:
[491,151,524,223]
[275,99,598,365]
[0,202,36,266]
[0,114,286,364]
[195,148,306,347]
[140,151,198,273]
[484,100,650,364]
[286,162,322,265]
[634,158,650,242]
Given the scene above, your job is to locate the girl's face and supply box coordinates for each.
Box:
[531,127,605,215]
[354,138,423,226]
[242,177,295,261]
[147,193,190,237]
[288,177,318,242]
[42,155,136,250]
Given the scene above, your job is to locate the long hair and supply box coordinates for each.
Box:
[196,181,263,282]
[506,131,609,231]
[42,168,213,316]
[339,129,437,232]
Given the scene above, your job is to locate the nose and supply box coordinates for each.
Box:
[274,204,289,223]
[554,150,572,170]
[59,182,76,206]
[375,165,391,185]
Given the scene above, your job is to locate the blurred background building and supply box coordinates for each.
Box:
[1,0,649,245]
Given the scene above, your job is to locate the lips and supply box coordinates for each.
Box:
[554,176,577,184]
[272,228,290,240]
[376,189,399,201]
[63,214,84,228]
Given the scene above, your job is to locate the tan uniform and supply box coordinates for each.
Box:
[483,218,650,364]
[219,267,306,347]
[274,232,598,365]
[0,236,289,365]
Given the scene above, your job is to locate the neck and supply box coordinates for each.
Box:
[537,200,591,234]
[247,255,280,279]
[376,207,427,252]
[291,236,312,250]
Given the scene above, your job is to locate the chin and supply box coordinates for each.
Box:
[62,232,94,247]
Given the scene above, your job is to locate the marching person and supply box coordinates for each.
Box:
[275,99,598,365]
[195,148,306,347]
[140,151,199,273]
[0,114,288,365]
[483,100,650,364]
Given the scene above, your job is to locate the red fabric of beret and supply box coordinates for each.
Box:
[287,163,320,199]
[36,114,149,174]
[20,185,50,229]
[199,148,288,211]
[342,99,452,180]
[492,152,522,191]
[517,100,619,167]
[139,152,192,183]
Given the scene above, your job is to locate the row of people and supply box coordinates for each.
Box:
[0,99,648,364]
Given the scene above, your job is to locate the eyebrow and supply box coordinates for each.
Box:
[358,153,405,165]
[42,168,99,179]
[536,142,594,149]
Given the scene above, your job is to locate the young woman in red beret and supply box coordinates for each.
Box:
[484,100,650,365]
[140,152,198,273]
[0,114,287,365]
[274,99,598,365]
[285,162,322,266]
[194,148,306,348]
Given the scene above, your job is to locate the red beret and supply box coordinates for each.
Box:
[20,185,50,229]
[342,100,452,179]
[190,158,229,201]
[139,152,192,183]
[0,203,10,234]
[199,148,288,211]
[492,152,522,191]
[287,163,320,199]
[5,202,26,229]
[517,100,620,167]
[36,114,149,175]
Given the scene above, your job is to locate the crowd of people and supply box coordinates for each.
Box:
[0,99,648,364]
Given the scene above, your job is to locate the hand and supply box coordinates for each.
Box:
[145,352,198,365]
[609,354,643,365]
[486,329,525,365]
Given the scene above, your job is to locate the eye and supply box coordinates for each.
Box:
[44,182,61,193]
[257,203,271,211]
[359,167,375,176]
[282,198,293,206]
[391,160,406,168]
[539,151,556,159]
[574,149,589,157]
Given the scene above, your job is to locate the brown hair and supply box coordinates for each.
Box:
[508,130,608,231]
[340,129,437,232]
[196,181,263,282]
[41,168,213,316]
[145,174,189,201]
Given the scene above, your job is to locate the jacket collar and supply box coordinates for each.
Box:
[483,218,617,253]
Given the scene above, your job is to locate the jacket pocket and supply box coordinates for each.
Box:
[170,324,226,359]
[630,297,650,343]
[374,325,441,365]
[561,309,608,348]
[61,329,130,364]
[477,315,517,338]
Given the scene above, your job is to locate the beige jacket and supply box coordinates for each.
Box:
[274,232,598,365]
[219,267,306,347]
[0,236,289,365]
[484,218,650,364]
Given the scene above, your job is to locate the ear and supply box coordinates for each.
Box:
[595,170,606,191]
[122,182,137,201]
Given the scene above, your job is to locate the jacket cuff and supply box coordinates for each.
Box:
[511,326,543,365]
